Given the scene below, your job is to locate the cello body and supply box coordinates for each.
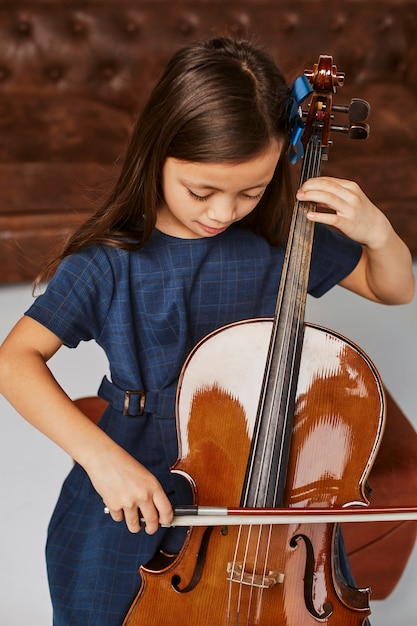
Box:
[123,320,384,626]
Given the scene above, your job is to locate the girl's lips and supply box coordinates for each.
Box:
[199,223,228,235]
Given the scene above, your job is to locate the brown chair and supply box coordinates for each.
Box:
[74,387,417,600]
[74,395,109,426]
[341,388,417,599]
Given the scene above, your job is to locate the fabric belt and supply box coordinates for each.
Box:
[98,375,175,418]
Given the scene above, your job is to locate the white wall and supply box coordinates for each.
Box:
[0,266,416,625]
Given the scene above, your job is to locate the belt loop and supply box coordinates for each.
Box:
[123,390,146,417]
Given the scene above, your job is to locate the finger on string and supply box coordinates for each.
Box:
[302,176,356,191]
[306,210,339,226]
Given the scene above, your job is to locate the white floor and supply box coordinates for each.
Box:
[0,269,416,625]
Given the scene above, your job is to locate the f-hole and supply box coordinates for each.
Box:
[290,533,334,619]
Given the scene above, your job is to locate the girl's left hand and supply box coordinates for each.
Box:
[296,176,391,250]
[296,176,414,305]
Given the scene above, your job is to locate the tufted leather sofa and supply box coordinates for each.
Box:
[0,1,166,281]
[0,0,416,283]
[1,0,416,606]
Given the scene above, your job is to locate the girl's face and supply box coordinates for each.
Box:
[157,140,282,239]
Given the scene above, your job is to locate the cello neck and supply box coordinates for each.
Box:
[240,59,338,509]
[240,140,322,510]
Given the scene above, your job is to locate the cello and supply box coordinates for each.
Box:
[122,56,384,625]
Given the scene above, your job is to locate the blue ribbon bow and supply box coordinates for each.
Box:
[288,75,313,164]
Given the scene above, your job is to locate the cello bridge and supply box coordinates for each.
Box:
[226,562,284,588]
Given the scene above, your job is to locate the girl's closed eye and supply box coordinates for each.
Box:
[243,191,264,201]
[187,189,211,202]
[187,189,264,202]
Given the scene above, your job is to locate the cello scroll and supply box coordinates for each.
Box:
[302,55,370,158]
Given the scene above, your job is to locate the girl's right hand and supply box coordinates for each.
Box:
[85,445,174,534]
[0,317,174,535]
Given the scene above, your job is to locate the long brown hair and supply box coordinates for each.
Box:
[38,37,294,282]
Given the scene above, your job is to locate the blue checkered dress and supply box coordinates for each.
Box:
[26,224,362,625]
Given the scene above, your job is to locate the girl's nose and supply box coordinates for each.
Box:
[206,198,236,224]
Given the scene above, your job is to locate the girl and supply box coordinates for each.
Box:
[0,37,414,625]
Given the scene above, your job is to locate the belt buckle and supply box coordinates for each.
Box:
[123,390,146,417]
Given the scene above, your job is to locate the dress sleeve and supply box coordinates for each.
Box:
[308,224,363,298]
[25,246,115,348]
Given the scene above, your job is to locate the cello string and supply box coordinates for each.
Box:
[230,525,252,624]
[253,142,322,621]
[252,523,274,625]
[233,523,275,625]
[243,523,265,624]
[228,524,266,624]
[283,138,322,497]
[237,524,258,623]
[233,135,323,623]
[227,523,245,625]
[236,139,322,623]
[268,137,322,508]
[262,137,318,507]
[245,142,310,509]
[241,135,317,509]
[242,134,312,507]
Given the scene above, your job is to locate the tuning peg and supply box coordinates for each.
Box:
[348,121,370,139]
[330,121,370,139]
[332,99,370,122]
[349,99,370,122]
